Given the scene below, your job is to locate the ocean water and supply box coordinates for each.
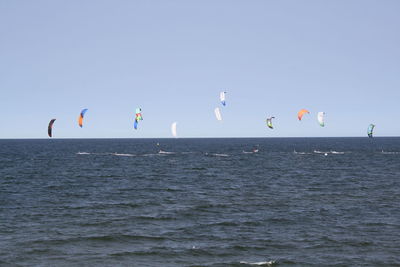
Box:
[1,138,399,266]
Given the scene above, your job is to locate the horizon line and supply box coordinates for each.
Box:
[0,136,398,140]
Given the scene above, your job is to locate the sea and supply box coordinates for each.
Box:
[0,138,399,266]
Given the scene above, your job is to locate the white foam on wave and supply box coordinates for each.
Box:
[313,150,327,154]
[314,150,341,156]
[76,152,91,155]
[293,149,311,155]
[158,150,175,155]
[243,149,259,154]
[381,150,400,154]
[213,153,229,157]
[239,260,275,266]
[112,153,135,157]
[293,151,310,155]
[205,153,229,157]
[313,150,346,155]
[142,153,159,157]
[330,151,345,154]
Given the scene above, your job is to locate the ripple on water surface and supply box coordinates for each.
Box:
[1,138,400,266]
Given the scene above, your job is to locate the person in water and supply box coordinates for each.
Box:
[157,142,165,153]
[253,145,259,153]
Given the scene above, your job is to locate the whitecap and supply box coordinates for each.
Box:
[142,153,159,157]
[76,152,91,155]
[243,149,259,154]
[213,153,229,157]
[381,150,400,154]
[293,150,310,155]
[158,150,175,155]
[330,151,345,154]
[112,153,135,157]
[239,260,275,266]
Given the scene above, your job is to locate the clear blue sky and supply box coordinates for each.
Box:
[1,0,399,138]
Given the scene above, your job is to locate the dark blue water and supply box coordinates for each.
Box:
[1,138,399,266]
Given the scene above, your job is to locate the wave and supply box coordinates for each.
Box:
[330,151,345,154]
[142,153,160,157]
[77,152,136,157]
[183,167,207,171]
[293,150,311,155]
[239,260,276,266]
[209,153,229,157]
[158,150,175,155]
[30,234,167,245]
[313,150,330,156]
[313,150,346,155]
[112,153,135,157]
[381,150,400,154]
[313,150,328,154]
[293,149,311,155]
[243,151,259,154]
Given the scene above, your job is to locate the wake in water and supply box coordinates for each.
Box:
[205,153,229,157]
[239,260,276,266]
[243,149,259,154]
[314,150,346,155]
[76,152,91,155]
[381,150,400,154]
[112,153,135,157]
[330,150,345,154]
[313,150,328,154]
[76,151,186,157]
[142,153,161,157]
[293,150,347,156]
[293,150,311,155]
[158,150,176,155]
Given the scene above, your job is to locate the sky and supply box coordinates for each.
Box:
[1,0,399,138]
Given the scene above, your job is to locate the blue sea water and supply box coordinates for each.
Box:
[0,138,399,266]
